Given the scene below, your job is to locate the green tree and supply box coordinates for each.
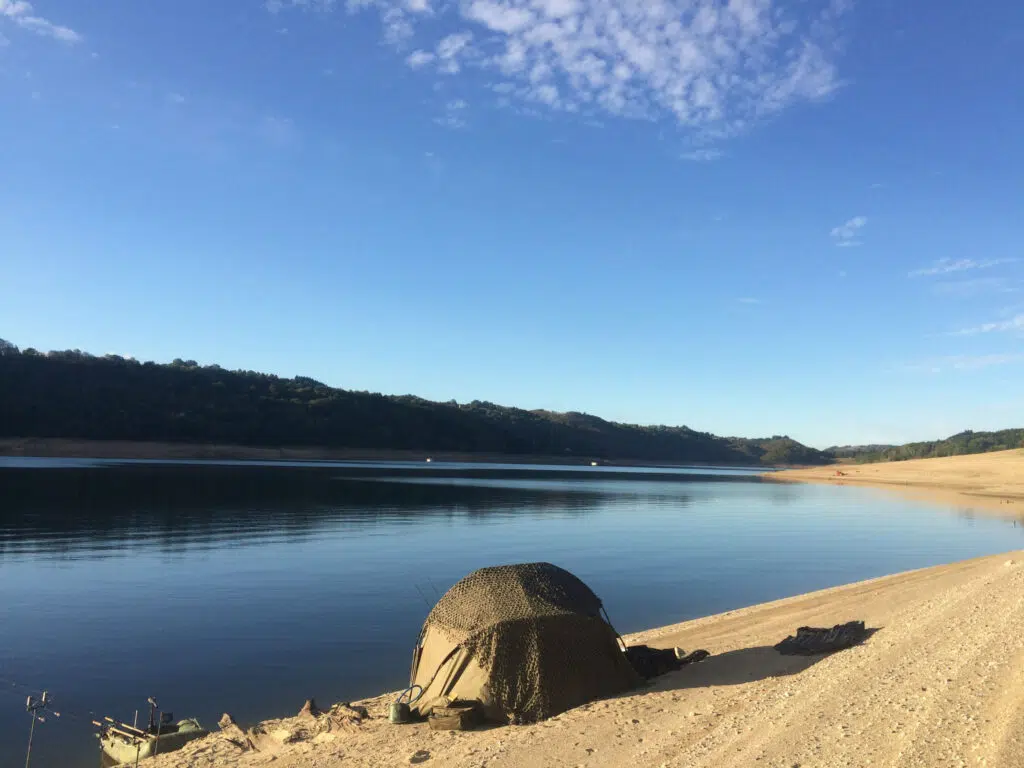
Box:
[0,338,834,466]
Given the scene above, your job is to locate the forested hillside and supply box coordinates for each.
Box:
[827,444,895,457]
[844,429,1024,463]
[0,339,830,466]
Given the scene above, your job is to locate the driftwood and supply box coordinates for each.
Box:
[217,700,369,754]
[218,713,257,751]
[337,702,369,720]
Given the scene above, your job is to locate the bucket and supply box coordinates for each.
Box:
[389,685,423,724]
[389,702,412,724]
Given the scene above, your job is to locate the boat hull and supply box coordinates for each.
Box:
[100,720,207,764]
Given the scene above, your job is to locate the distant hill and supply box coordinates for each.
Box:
[0,339,830,466]
[826,444,896,457]
[840,430,1024,463]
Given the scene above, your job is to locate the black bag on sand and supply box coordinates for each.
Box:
[625,646,710,679]
[774,620,868,656]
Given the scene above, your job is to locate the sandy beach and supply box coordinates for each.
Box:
[770,449,1024,514]
[143,546,1024,768]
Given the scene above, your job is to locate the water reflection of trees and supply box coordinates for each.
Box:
[0,466,706,560]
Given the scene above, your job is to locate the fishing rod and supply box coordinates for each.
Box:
[1,676,93,724]
[3,676,179,767]
[24,691,58,768]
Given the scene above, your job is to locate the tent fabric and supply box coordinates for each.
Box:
[409,562,640,724]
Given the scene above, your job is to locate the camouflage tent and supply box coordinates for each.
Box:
[409,562,640,724]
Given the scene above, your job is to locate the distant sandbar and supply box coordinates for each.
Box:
[769,448,1024,515]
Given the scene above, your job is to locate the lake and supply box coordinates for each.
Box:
[1,458,1021,768]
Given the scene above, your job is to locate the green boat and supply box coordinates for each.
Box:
[96,699,207,765]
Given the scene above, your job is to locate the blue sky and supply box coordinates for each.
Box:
[1,0,1022,448]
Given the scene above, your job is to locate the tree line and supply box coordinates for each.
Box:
[0,339,831,466]
[836,429,1024,463]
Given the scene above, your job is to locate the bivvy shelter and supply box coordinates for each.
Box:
[408,562,640,724]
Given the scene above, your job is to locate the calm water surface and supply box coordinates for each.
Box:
[1,459,1021,767]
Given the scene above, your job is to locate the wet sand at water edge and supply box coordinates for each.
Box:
[770,449,1024,516]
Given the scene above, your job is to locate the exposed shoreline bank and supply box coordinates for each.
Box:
[767,448,1024,516]
[146,548,1024,767]
[0,437,798,469]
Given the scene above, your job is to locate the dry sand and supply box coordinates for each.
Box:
[770,449,1024,516]
[148,549,1024,768]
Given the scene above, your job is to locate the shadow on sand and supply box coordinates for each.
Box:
[645,628,881,692]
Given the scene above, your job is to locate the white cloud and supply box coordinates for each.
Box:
[466,0,534,33]
[909,257,1017,277]
[903,354,1024,373]
[268,0,848,131]
[830,215,866,246]
[951,313,1024,337]
[437,31,472,59]
[535,0,579,17]
[406,49,434,68]
[434,98,468,129]
[681,148,723,162]
[381,6,414,44]
[948,354,1023,370]
[0,0,80,42]
[265,0,336,11]
[269,0,418,44]
[534,83,559,106]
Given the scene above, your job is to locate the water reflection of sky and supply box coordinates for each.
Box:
[0,461,1021,768]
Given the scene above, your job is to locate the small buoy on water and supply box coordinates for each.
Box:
[425,458,432,463]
